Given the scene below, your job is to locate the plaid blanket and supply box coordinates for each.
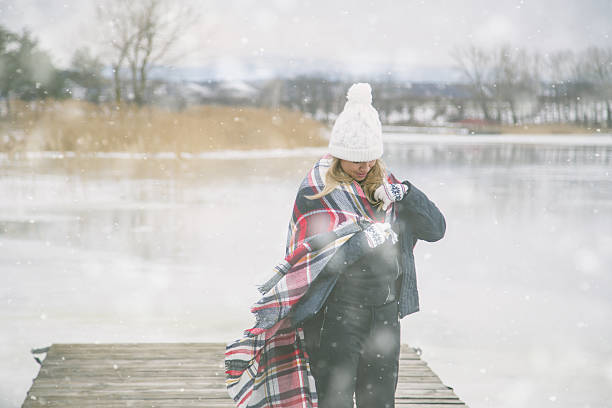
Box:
[225,154,399,408]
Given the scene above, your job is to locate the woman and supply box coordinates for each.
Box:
[225,83,445,408]
[299,158,405,407]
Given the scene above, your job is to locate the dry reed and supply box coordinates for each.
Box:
[1,100,328,153]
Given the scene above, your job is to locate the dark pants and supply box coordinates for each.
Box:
[304,297,401,408]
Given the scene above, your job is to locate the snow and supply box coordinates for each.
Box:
[183,82,214,97]
[217,79,258,97]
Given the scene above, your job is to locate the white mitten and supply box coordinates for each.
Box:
[363,222,399,248]
[374,181,409,210]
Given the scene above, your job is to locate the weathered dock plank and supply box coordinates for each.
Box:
[22,343,468,407]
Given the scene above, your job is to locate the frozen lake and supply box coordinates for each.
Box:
[1,134,612,408]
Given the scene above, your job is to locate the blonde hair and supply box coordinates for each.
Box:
[306,157,386,208]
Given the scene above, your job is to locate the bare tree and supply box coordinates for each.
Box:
[570,52,594,126]
[583,46,612,128]
[451,45,493,121]
[491,45,518,124]
[70,47,106,103]
[0,25,17,114]
[544,50,577,123]
[522,49,544,123]
[97,0,198,105]
[97,1,135,105]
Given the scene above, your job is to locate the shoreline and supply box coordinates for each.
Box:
[1,132,612,162]
[382,123,611,135]
[383,132,612,145]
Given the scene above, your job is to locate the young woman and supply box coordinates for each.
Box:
[299,157,405,408]
[225,83,445,408]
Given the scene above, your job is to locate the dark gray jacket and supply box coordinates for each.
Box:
[288,180,446,328]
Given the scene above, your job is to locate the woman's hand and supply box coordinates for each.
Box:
[374,181,410,210]
[363,222,398,248]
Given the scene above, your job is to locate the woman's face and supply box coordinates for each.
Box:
[339,159,376,181]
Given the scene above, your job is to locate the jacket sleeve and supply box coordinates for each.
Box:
[396,181,446,242]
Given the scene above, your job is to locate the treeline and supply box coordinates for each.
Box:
[0,27,70,113]
[451,44,612,128]
[0,0,193,113]
[263,45,612,129]
[1,1,612,131]
[0,25,106,113]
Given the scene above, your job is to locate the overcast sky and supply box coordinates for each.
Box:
[0,0,611,80]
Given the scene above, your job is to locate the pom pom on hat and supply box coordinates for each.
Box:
[328,82,383,162]
[346,83,373,105]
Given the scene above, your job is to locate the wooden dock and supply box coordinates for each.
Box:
[22,343,468,407]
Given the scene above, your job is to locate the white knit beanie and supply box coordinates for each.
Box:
[328,82,383,162]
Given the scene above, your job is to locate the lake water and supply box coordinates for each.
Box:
[1,134,611,408]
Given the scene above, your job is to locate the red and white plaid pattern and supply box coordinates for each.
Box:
[225,154,399,407]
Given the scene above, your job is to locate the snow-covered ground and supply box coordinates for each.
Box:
[1,136,611,408]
